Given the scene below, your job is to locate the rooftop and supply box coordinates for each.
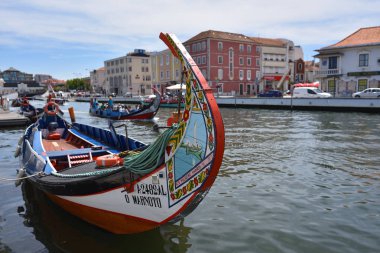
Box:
[185,30,253,43]
[319,26,380,50]
[250,37,287,47]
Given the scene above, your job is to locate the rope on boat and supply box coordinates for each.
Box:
[0,172,43,182]
[50,126,177,178]
[51,167,121,178]
[122,125,176,174]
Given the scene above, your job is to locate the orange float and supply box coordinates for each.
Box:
[44,101,60,116]
[95,155,124,167]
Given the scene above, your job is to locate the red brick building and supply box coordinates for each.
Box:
[184,30,260,96]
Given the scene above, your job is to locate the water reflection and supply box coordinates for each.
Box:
[19,181,192,253]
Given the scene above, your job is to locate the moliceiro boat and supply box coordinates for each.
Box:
[18,33,225,234]
[89,88,161,120]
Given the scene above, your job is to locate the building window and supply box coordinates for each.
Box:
[197,57,201,65]
[247,45,252,53]
[357,79,368,91]
[239,44,244,52]
[247,70,251,80]
[328,56,337,69]
[218,56,223,64]
[239,57,243,65]
[256,71,260,80]
[247,58,251,66]
[218,42,223,50]
[359,53,369,67]
[192,44,197,52]
[239,83,244,95]
[218,69,223,80]
[298,63,303,71]
[229,48,234,79]
[176,69,179,78]
[160,56,163,66]
[128,67,132,71]
[202,55,206,64]
[166,70,169,78]
[239,70,244,80]
[256,58,260,66]
[166,55,170,65]
[160,71,163,79]
[201,41,206,51]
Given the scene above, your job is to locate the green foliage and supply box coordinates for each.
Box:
[65,78,90,91]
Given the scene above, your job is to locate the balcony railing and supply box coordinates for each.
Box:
[315,68,341,77]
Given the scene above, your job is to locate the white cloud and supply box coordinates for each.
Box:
[0,0,379,78]
[1,0,379,51]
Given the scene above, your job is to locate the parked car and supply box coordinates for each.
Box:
[352,88,380,98]
[258,90,283,97]
[292,87,332,98]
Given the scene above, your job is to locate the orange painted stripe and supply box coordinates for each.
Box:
[47,193,159,234]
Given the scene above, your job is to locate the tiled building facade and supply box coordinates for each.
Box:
[184,30,261,96]
[315,26,380,97]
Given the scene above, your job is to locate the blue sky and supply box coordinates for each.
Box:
[1,0,379,80]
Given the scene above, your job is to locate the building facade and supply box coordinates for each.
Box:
[184,30,261,96]
[294,58,305,83]
[151,49,182,94]
[304,61,319,83]
[0,67,33,84]
[90,67,106,94]
[104,49,152,96]
[250,37,296,93]
[34,74,52,83]
[315,26,380,97]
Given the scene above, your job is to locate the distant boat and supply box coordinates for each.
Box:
[19,99,44,123]
[89,88,161,120]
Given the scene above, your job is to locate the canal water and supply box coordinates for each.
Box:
[0,101,379,253]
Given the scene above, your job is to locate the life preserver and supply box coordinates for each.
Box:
[95,154,124,167]
[44,101,60,116]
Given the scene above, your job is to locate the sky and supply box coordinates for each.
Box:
[1,0,380,80]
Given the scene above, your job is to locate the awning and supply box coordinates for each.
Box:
[166,83,186,90]
[293,82,320,88]
[264,75,289,81]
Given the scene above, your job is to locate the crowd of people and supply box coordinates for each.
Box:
[91,97,142,114]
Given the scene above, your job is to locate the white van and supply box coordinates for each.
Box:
[292,87,332,98]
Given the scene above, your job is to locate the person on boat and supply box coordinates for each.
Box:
[108,96,113,110]
[92,98,98,109]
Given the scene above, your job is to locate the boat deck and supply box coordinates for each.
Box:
[42,138,77,152]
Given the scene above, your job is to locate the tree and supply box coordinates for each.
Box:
[66,78,86,91]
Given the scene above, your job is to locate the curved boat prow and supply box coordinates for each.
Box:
[159,32,225,214]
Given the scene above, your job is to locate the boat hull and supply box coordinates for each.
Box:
[89,108,156,120]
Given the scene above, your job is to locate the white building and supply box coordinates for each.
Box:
[90,67,106,94]
[250,37,296,93]
[315,26,380,97]
[104,49,152,96]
